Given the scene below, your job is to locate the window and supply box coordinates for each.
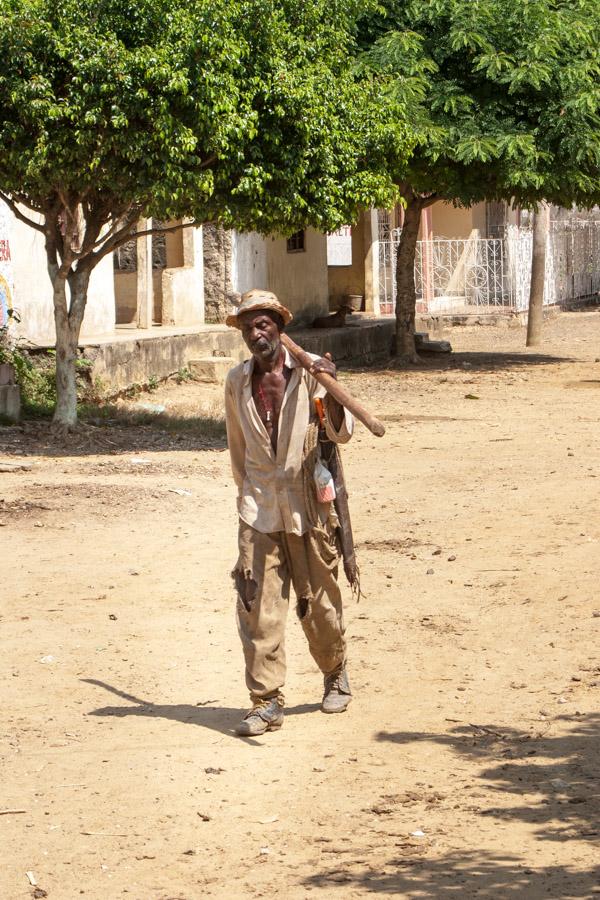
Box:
[286,230,305,253]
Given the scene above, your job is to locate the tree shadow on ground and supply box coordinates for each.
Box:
[0,412,227,458]
[376,714,600,844]
[303,849,600,897]
[82,678,319,747]
[349,349,577,376]
[302,713,600,897]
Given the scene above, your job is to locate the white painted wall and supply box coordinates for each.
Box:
[1,201,116,345]
[232,231,268,294]
[162,223,205,326]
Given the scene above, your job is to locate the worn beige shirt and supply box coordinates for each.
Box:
[225,347,353,536]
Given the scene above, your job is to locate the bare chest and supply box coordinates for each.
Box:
[252,368,291,448]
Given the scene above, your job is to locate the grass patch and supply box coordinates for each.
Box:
[9,350,57,417]
[78,401,226,440]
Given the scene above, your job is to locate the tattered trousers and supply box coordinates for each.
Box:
[233,520,347,702]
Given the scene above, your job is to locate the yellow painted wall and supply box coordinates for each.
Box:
[414,200,489,239]
[431,202,478,238]
[266,229,328,325]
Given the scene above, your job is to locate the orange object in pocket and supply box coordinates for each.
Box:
[314,397,325,427]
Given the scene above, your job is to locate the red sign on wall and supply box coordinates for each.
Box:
[0,239,11,262]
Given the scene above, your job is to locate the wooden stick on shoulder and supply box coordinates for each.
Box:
[280,333,386,438]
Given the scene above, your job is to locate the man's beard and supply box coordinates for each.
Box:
[252,336,280,361]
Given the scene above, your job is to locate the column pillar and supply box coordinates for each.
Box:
[420,206,434,310]
[363,208,380,315]
[136,218,153,328]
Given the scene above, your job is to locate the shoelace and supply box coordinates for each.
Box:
[325,673,344,691]
[248,697,282,715]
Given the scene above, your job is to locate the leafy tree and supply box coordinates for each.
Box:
[0,0,402,424]
[358,0,600,359]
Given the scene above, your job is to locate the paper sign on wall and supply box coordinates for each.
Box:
[327,226,352,266]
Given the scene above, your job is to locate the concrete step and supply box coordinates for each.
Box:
[414,332,452,353]
[419,339,452,353]
[188,356,236,384]
[0,384,21,421]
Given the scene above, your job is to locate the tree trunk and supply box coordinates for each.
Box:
[526,202,550,347]
[52,267,91,426]
[394,197,422,362]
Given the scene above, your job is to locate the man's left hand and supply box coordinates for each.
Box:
[309,352,336,380]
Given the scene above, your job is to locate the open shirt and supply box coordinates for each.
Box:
[225,347,353,535]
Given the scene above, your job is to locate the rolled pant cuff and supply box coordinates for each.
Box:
[250,690,285,707]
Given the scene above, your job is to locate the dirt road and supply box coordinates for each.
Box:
[2,311,600,899]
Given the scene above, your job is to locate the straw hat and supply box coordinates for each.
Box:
[225,289,293,329]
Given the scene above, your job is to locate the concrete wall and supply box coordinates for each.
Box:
[2,202,116,344]
[161,265,203,326]
[232,232,268,294]
[293,319,394,366]
[203,225,232,323]
[113,269,164,325]
[363,210,380,315]
[327,217,366,310]
[165,226,184,269]
[114,271,137,324]
[114,222,203,328]
[0,202,18,329]
[160,223,204,326]
[266,229,328,325]
[80,318,396,395]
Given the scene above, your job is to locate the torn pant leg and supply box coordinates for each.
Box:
[284,522,346,677]
[233,522,290,703]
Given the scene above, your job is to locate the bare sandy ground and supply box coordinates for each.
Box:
[2,310,600,899]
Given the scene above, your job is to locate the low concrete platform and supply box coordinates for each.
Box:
[291,317,395,366]
[79,325,246,395]
[76,318,397,395]
[188,357,236,384]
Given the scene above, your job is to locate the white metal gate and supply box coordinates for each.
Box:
[379,215,600,315]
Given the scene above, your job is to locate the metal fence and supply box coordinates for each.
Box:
[378,217,600,316]
[416,236,511,312]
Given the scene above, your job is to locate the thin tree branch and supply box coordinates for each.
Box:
[87,203,142,252]
[9,191,45,212]
[199,154,217,170]
[83,217,202,272]
[79,209,143,272]
[77,209,104,259]
[48,207,66,267]
[0,191,46,234]
[421,192,439,208]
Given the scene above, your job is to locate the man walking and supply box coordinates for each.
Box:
[225,289,354,736]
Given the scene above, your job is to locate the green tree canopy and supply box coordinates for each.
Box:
[0,0,404,423]
[358,0,600,357]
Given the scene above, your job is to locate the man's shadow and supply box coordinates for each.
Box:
[82,678,319,746]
